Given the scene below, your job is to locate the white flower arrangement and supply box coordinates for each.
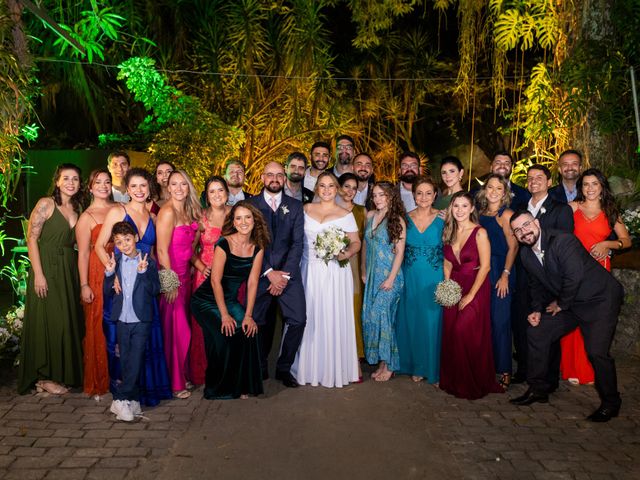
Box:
[314,226,350,267]
[434,279,463,307]
[0,304,24,361]
[622,206,640,246]
[159,269,181,293]
[539,207,547,215]
[280,205,289,215]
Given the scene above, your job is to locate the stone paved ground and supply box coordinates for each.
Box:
[1,357,639,480]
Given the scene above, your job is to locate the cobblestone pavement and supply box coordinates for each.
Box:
[0,357,639,480]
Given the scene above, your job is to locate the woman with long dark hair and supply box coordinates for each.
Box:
[18,164,85,395]
[361,181,406,382]
[76,169,115,397]
[96,167,172,407]
[439,191,503,399]
[434,156,465,210]
[190,175,230,386]
[561,168,631,385]
[190,201,269,399]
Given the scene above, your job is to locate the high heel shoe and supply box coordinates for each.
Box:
[35,381,68,395]
[499,373,511,390]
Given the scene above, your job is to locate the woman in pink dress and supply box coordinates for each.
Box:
[190,175,230,386]
[439,192,503,400]
[156,170,202,399]
[561,169,632,385]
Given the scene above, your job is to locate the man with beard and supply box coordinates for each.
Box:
[107,151,130,203]
[249,162,306,388]
[283,152,314,203]
[224,159,253,206]
[488,151,530,210]
[511,164,574,385]
[332,135,355,178]
[549,150,582,203]
[303,141,331,192]
[352,153,374,207]
[398,152,422,212]
[509,211,623,422]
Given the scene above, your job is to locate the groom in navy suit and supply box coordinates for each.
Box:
[249,162,306,388]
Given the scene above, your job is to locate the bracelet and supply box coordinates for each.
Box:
[503,269,510,275]
[618,240,623,250]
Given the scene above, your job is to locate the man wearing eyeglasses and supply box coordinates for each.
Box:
[509,211,623,422]
[332,135,356,178]
[249,162,306,388]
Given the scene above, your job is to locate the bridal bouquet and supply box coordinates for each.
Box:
[434,279,463,307]
[159,269,181,293]
[314,226,350,267]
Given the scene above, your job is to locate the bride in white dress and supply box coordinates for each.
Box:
[292,171,362,387]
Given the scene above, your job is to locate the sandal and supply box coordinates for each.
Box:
[36,381,68,395]
[173,390,191,399]
[499,373,511,390]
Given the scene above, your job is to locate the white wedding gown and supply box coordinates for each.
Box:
[291,212,360,388]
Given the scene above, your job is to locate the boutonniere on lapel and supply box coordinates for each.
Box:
[539,207,547,216]
[280,205,289,215]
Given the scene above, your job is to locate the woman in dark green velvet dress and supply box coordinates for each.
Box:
[190,201,269,399]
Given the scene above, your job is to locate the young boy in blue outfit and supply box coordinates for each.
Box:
[103,221,160,421]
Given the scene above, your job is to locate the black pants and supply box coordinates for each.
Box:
[527,295,622,408]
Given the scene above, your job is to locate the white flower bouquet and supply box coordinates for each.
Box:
[0,304,24,361]
[434,279,463,307]
[159,269,181,293]
[622,206,640,246]
[314,226,350,267]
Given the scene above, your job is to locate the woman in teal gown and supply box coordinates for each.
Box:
[396,177,444,383]
[190,201,268,399]
[361,182,406,382]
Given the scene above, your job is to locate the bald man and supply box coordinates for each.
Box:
[249,162,306,388]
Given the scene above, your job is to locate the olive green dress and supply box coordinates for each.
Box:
[350,205,366,358]
[18,207,84,394]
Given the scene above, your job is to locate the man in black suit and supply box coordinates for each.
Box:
[512,164,574,385]
[549,149,583,204]
[249,162,306,388]
[509,211,623,422]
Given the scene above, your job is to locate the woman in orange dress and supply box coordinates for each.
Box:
[76,169,115,397]
[189,176,230,386]
[561,168,631,385]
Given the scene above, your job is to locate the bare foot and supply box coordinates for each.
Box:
[411,376,424,383]
[375,370,394,382]
[240,394,249,400]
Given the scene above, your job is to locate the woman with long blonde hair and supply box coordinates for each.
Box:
[156,169,202,399]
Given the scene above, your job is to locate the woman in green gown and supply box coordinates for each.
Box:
[190,201,269,399]
[18,164,85,395]
[433,156,465,210]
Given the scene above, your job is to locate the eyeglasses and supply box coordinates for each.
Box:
[265,173,285,179]
[337,145,354,151]
[512,219,534,236]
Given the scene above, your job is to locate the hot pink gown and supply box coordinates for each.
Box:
[190,216,222,386]
[160,222,198,391]
[439,226,503,400]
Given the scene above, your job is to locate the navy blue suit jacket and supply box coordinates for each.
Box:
[103,253,160,323]
[249,191,304,280]
[510,182,531,211]
[548,184,570,204]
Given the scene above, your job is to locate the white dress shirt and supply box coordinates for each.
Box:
[263,190,283,211]
[399,183,416,212]
[527,194,548,218]
[353,184,369,207]
[112,187,130,204]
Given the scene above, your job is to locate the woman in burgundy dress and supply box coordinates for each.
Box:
[439,192,503,399]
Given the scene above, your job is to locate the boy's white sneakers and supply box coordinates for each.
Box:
[128,400,142,416]
[110,400,134,422]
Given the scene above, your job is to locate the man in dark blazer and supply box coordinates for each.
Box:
[224,159,253,206]
[509,211,623,422]
[249,162,306,388]
[512,164,574,385]
[548,149,582,204]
